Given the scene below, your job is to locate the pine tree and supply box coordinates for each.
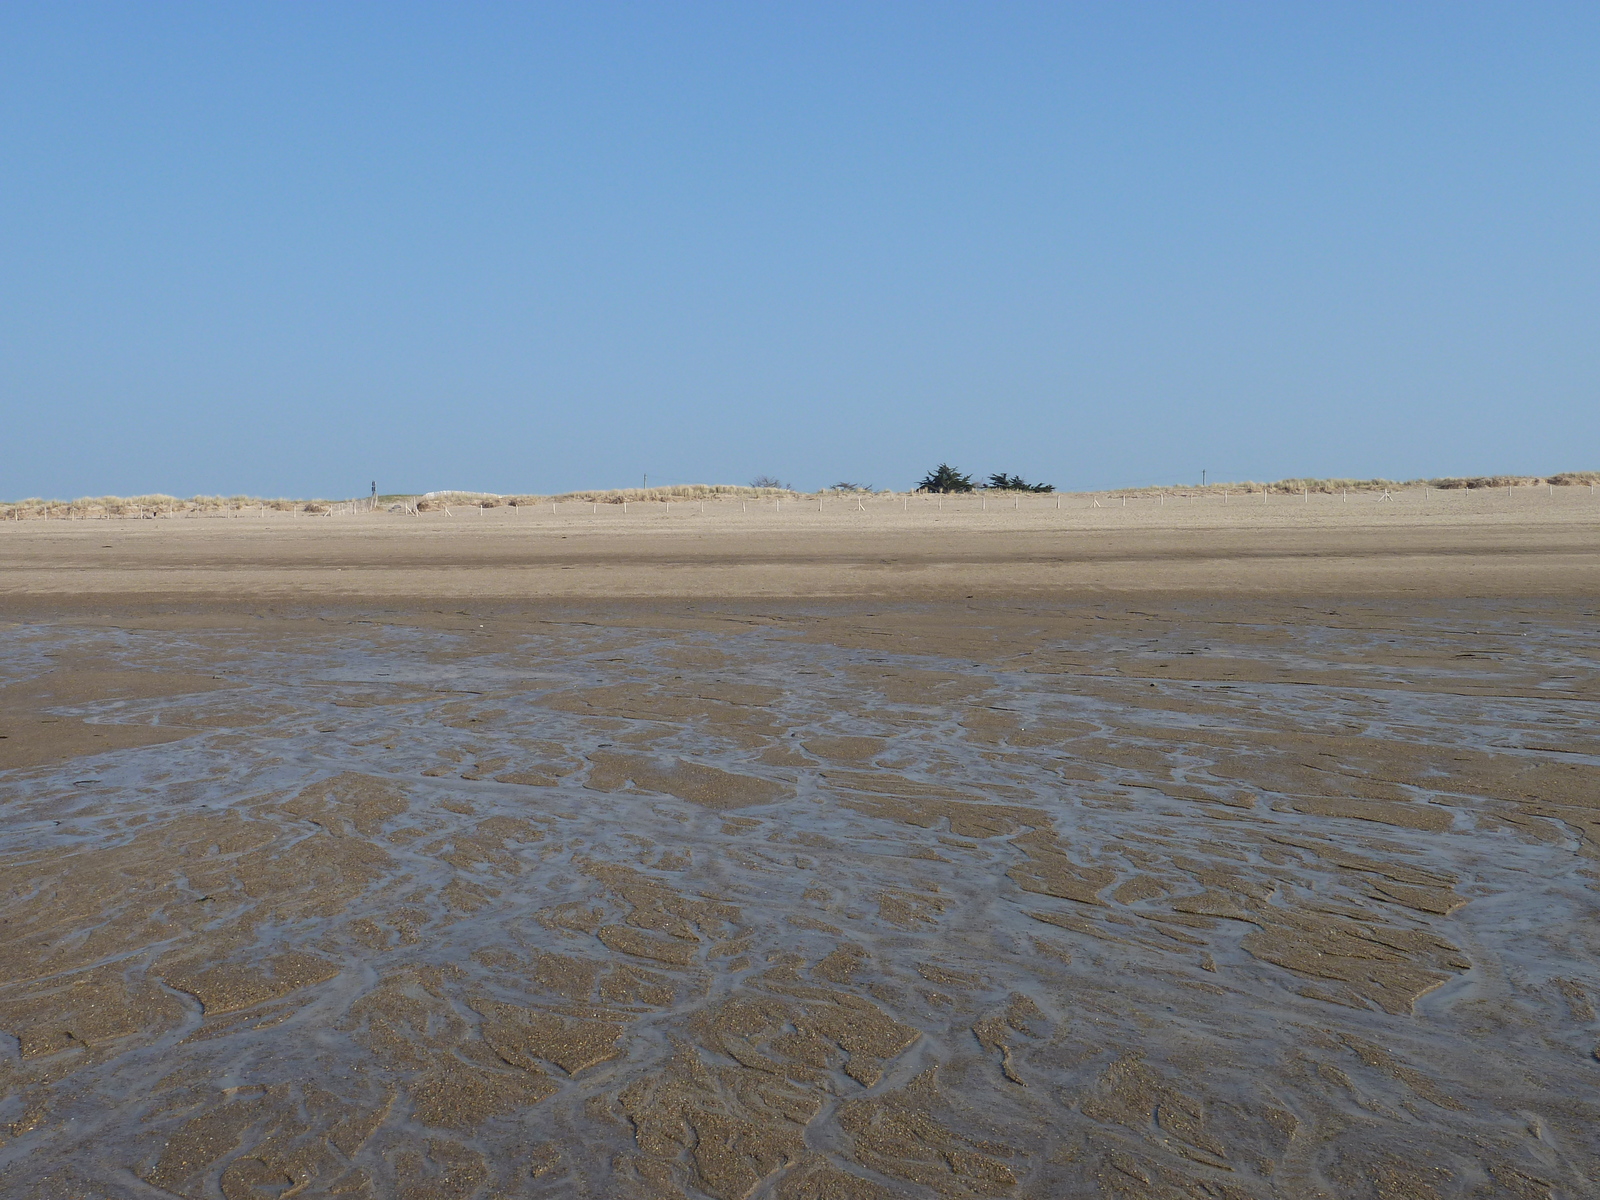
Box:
[983,472,1054,493]
[917,464,975,493]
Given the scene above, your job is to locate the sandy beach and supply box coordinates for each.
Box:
[3,485,1598,605]
[1,496,1597,1198]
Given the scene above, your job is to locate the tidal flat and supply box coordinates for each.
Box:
[1,594,1597,1199]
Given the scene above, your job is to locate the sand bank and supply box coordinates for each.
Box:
[1,485,1597,606]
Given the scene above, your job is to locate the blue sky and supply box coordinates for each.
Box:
[3,2,1596,497]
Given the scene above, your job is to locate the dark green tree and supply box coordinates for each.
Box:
[917,464,975,493]
[984,472,1054,493]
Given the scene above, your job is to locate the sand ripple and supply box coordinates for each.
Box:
[0,600,1596,1197]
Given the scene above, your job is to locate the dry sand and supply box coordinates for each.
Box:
[0,493,1597,1198]
[2,485,1598,603]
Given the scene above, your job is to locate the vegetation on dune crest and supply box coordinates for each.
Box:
[0,495,351,519]
[3,470,1596,519]
[917,464,975,493]
[916,465,1054,492]
[1166,472,1600,496]
[412,485,801,510]
[985,472,1055,493]
[538,484,796,505]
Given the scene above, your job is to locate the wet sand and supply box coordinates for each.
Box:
[1,499,1597,1198]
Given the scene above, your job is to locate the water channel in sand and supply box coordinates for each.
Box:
[0,600,1596,1198]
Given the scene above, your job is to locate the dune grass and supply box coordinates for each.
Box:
[1085,471,1600,498]
[0,494,360,520]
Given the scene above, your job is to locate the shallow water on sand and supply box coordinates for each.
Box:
[1,602,1597,1198]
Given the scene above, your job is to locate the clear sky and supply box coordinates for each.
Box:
[3,3,1596,498]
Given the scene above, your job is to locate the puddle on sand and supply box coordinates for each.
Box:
[0,601,1597,1199]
